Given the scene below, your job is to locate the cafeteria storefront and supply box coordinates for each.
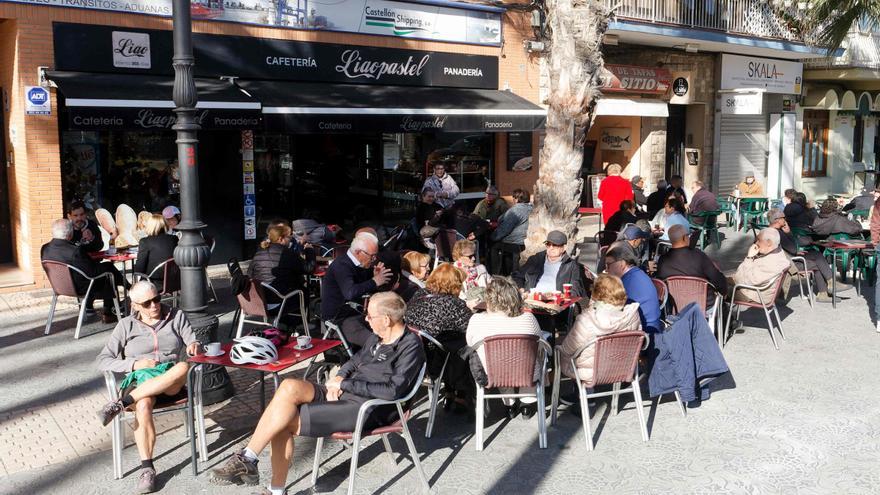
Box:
[48,23,545,262]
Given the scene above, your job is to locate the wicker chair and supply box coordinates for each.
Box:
[550,331,652,450]
[651,278,669,316]
[42,260,122,339]
[470,334,551,451]
[664,276,724,343]
[310,364,431,495]
[724,271,787,349]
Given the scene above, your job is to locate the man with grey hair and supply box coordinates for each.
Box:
[41,218,123,323]
[472,185,509,222]
[656,224,727,299]
[96,280,200,493]
[732,227,791,303]
[320,232,392,350]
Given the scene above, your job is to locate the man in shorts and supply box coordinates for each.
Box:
[211,291,425,495]
[95,280,200,493]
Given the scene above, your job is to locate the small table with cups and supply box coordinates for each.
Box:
[184,337,341,475]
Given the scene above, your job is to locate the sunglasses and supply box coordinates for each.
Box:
[135,295,162,307]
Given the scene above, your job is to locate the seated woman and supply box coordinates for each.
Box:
[452,239,489,301]
[654,197,690,241]
[559,274,643,383]
[248,223,316,307]
[604,200,639,240]
[465,276,544,417]
[402,251,430,288]
[133,213,178,284]
[405,263,473,410]
[211,292,425,493]
[415,187,443,228]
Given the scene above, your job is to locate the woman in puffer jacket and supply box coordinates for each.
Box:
[248,223,316,305]
[559,273,643,382]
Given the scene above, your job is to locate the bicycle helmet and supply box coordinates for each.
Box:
[230,336,278,365]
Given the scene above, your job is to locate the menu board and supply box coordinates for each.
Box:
[507,132,534,171]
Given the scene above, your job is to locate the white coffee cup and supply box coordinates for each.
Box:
[296,335,312,348]
[203,342,222,356]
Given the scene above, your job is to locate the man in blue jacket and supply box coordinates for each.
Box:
[212,292,425,494]
[489,188,532,275]
[604,242,662,334]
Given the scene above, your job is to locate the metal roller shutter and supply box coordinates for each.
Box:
[718,114,768,194]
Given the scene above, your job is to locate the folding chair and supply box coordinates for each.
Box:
[42,260,122,339]
[132,258,181,308]
[724,272,787,349]
[310,364,431,495]
[470,334,551,451]
[103,369,207,480]
[407,326,450,438]
[550,331,660,450]
[664,275,724,344]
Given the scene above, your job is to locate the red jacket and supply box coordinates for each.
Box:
[597,175,634,224]
[870,197,880,245]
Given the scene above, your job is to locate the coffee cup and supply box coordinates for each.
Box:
[203,342,222,356]
[562,283,572,298]
[296,335,312,348]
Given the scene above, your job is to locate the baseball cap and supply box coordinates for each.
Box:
[622,224,651,241]
[162,205,181,219]
[545,230,567,245]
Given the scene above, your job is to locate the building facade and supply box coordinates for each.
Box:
[0,0,544,291]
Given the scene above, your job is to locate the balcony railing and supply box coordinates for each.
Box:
[606,0,806,42]
[805,31,880,69]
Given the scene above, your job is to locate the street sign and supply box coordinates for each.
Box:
[25,86,51,115]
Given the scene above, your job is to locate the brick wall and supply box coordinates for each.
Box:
[0,3,540,292]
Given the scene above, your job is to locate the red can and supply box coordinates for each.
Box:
[562,283,573,299]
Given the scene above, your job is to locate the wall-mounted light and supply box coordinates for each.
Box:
[685,43,699,53]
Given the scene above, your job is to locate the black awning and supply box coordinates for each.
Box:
[48,71,261,130]
[238,80,546,133]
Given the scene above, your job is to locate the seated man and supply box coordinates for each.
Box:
[67,199,104,253]
[842,187,876,213]
[656,224,728,301]
[490,188,532,275]
[95,281,200,494]
[812,199,863,237]
[472,185,509,222]
[320,232,392,350]
[604,243,662,334]
[211,292,425,494]
[41,219,124,322]
[688,180,720,225]
[731,228,791,303]
[767,209,849,303]
[512,230,589,340]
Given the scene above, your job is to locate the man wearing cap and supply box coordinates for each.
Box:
[512,230,589,338]
[631,176,647,209]
[598,224,652,274]
[656,224,727,300]
[768,208,848,303]
[473,185,510,222]
[162,205,181,238]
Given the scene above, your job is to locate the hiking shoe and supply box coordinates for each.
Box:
[98,400,124,426]
[211,450,259,485]
[136,468,156,494]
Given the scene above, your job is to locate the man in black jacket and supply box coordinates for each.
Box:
[212,292,425,491]
[41,219,122,322]
[320,233,392,349]
[512,230,588,339]
[646,179,669,220]
[656,224,728,301]
[67,200,103,253]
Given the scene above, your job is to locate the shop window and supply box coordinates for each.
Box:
[802,110,828,178]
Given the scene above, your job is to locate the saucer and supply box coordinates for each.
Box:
[204,350,225,357]
[294,343,313,350]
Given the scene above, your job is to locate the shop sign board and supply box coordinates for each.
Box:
[266,112,545,133]
[65,107,261,130]
[601,65,671,95]
[670,72,692,104]
[112,31,151,69]
[25,86,51,115]
[5,0,502,46]
[241,130,257,240]
[721,93,763,115]
[720,54,803,94]
[54,23,499,90]
[599,127,632,150]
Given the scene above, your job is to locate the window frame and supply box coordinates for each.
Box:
[802,110,829,178]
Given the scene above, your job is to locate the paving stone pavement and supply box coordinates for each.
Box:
[2,227,879,494]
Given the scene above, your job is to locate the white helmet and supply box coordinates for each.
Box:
[230,336,278,365]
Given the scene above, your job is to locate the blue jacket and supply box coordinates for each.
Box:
[621,268,661,333]
[648,303,729,402]
[491,203,532,244]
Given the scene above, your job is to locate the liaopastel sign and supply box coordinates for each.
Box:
[53,23,499,89]
[7,0,501,46]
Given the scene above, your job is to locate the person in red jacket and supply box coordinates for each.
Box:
[597,163,634,224]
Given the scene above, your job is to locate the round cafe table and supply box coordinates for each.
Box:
[814,239,873,308]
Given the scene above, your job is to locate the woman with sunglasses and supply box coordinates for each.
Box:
[95,280,202,494]
[452,239,489,301]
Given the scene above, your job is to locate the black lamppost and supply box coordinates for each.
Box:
[172,0,233,404]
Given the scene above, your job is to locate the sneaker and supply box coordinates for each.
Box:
[98,400,124,426]
[211,450,259,485]
[816,293,841,304]
[832,282,853,293]
[136,468,156,494]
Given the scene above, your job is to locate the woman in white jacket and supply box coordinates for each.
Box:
[559,273,643,383]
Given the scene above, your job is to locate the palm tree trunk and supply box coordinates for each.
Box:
[523,0,610,259]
